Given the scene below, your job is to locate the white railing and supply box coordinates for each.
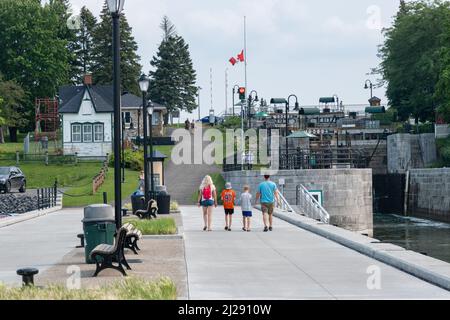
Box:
[296,185,330,224]
[276,192,295,213]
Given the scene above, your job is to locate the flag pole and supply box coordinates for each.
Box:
[242,16,247,171]
[244,16,247,92]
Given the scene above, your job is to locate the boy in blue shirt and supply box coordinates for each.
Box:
[256,175,279,232]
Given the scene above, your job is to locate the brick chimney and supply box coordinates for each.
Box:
[84,74,92,86]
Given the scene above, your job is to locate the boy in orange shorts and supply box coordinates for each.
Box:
[221,182,236,231]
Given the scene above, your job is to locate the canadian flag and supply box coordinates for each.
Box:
[229,50,245,66]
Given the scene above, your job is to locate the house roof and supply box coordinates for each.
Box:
[59,85,113,113]
[368,96,381,102]
[121,92,167,113]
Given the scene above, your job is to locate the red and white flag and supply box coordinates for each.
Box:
[229,49,245,66]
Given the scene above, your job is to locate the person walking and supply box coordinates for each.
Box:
[197,175,218,231]
[256,175,280,232]
[240,185,253,232]
[221,182,236,231]
[185,119,191,131]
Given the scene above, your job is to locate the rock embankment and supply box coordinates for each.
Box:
[0,194,38,214]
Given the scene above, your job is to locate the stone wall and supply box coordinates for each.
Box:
[388,133,437,174]
[407,168,450,222]
[223,169,373,235]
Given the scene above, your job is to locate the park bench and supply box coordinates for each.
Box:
[123,223,143,255]
[135,199,158,220]
[90,227,130,277]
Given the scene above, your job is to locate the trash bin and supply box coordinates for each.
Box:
[156,186,171,215]
[131,192,145,215]
[82,204,116,264]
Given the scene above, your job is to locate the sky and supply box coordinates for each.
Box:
[66,0,401,119]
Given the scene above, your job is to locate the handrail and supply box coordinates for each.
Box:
[276,192,294,213]
[296,184,330,224]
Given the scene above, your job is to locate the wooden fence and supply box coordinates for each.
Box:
[92,161,109,194]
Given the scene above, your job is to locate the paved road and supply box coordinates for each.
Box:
[165,126,220,205]
[181,206,450,299]
[0,208,82,286]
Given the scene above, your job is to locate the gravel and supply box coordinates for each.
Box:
[0,194,39,215]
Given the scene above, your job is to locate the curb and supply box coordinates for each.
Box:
[274,210,450,292]
[0,205,63,229]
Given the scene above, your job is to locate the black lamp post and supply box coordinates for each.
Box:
[138,74,150,206]
[364,80,373,99]
[232,85,240,117]
[137,109,141,142]
[248,90,258,128]
[121,112,125,183]
[148,102,155,199]
[106,0,124,229]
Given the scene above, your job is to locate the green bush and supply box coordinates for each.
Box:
[109,149,144,171]
[218,116,242,129]
[436,137,450,167]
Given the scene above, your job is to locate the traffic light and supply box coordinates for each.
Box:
[238,87,246,100]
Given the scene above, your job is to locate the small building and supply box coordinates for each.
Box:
[121,92,167,139]
[58,75,113,158]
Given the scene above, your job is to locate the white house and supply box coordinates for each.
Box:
[58,76,113,158]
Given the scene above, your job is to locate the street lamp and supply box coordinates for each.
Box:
[148,102,155,200]
[232,85,240,117]
[247,90,259,127]
[106,0,125,229]
[364,80,373,99]
[121,112,125,183]
[138,74,150,206]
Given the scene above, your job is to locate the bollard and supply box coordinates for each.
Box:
[17,268,39,287]
[45,151,49,166]
[103,192,108,204]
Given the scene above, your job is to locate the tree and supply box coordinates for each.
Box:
[0,74,27,143]
[149,16,198,123]
[69,6,98,84]
[0,0,70,137]
[378,0,450,123]
[91,2,142,95]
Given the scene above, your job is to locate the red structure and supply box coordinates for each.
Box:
[35,98,59,141]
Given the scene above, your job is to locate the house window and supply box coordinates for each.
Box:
[71,124,82,142]
[83,124,93,142]
[122,112,131,128]
[94,124,104,142]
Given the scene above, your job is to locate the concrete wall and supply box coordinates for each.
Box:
[223,169,373,235]
[407,168,450,222]
[388,133,437,174]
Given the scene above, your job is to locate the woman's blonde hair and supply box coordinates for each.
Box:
[200,175,215,191]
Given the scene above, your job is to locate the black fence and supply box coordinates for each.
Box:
[37,182,58,210]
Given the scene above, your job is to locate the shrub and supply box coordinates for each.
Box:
[109,149,144,171]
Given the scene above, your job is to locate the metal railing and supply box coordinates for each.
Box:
[276,192,295,212]
[295,184,330,223]
[37,181,58,210]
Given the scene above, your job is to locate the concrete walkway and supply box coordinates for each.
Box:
[0,208,82,286]
[181,206,450,299]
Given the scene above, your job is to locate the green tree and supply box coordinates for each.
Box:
[149,16,198,123]
[0,0,70,138]
[378,0,450,123]
[69,6,98,84]
[91,2,142,95]
[0,74,27,143]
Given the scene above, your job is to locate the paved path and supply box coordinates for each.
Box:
[181,206,450,299]
[0,208,82,286]
[165,127,220,205]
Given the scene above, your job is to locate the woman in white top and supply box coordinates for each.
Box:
[197,175,218,231]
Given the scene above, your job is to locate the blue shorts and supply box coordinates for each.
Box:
[201,200,214,207]
[242,211,252,217]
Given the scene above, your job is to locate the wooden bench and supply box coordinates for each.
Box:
[90,227,130,277]
[135,199,158,220]
[123,223,143,255]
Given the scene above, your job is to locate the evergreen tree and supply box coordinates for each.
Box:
[149,16,198,123]
[70,6,97,83]
[91,2,142,94]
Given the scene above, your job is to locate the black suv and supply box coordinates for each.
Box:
[0,167,26,193]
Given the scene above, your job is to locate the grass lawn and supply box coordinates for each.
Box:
[0,142,23,154]
[124,217,177,235]
[0,277,176,300]
[191,173,226,205]
[0,160,140,207]
[63,167,140,207]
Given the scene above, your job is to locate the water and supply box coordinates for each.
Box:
[373,213,450,264]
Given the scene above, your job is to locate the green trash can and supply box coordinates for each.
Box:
[82,204,116,264]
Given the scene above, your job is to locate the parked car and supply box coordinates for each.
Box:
[0,167,26,193]
[199,116,224,124]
